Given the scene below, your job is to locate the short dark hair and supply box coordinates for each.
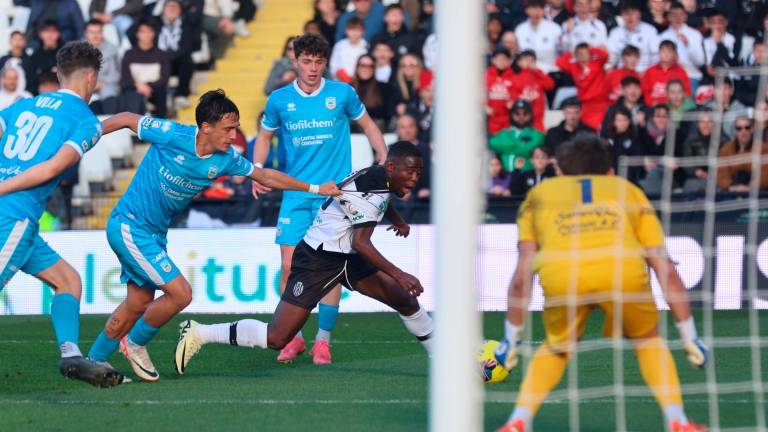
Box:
[669,1,685,11]
[346,16,364,30]
[526,0,546,9]
[293,33,330,60]
[85,18,104,29]
[575,42,590,51]
[652,103,670,114]
[136,19,157,33]
[621,75,641,87]
[38,70,59,87]
[561,96,582,109]
[556,134,613,175]
[387,141,423,161]
[10,30,24,39]
[666,78,685,90]
[39,20,60,32]
[385,3,403,13]
[659,39,677,52]
[517,49,536,60]
[196,89,239,126]
[619,0,642,13]
[621,44,640,57]
[56,41,102,76]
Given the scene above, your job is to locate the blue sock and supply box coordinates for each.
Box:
[318,303,340,331]
[127,316,160,346]
[88,331,119,362]
[50,293,79,347]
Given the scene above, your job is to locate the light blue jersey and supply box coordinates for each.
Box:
[261,78,365,200]
[112,116,255,234]
[0,90,102,221]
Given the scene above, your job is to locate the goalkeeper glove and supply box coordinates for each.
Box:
[676,317,709,368]
[494,338,520,371]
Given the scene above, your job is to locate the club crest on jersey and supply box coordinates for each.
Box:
[292,281,304,297]
[160,260,172,273]
[207,165,218,179]
[325,96,337,110]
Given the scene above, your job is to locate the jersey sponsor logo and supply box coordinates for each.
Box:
[284,118,334,131]
[287,102,296,112]
[141,117,154,128]
[325,97,336,110]
[207,165,218,179]
[340,199,358,215]
[153,250,168,263]
[292,281,304,297]
[157,165,204,191]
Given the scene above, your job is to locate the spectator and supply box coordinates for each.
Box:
[84,19,124,115]
[681,109,722,193]
[20,0,84,47]
[395,114,431,199]
[561,0,608,52]
[89,0,143,41]
[601,105,646,183]
[667,78,696,141]
[27,21,62,94]
[510,50,554,132]
[335,0,401,43]
[544,0,570,25]
[642,0,670,33]
[489,99,545,172]
[487,152,512,197]
[413,0,434,34]
[352,54,391,130]
[607,1,659,72]
[705,77,748,141]
[602,75,651,131]
[395,113,421,145]
[410,83,434,142]
[499,30,519,57]
[641,40,691,106]
[486,0,527,31]
[121,20,171,118]
[153,0,196,110]
[702,8,737,81]
[37,70,60,94]
[202,0,236,61]
[640,104,683,194]
[232,0,256,37]
[486,15,504,56]
[485,47,516,136]
[604,45,642,102]
[509,145,555,195]
[658,2,705,90]
[371,4,421,62]
[514,0,563,73]
[264,36,297,96]
[717,116,768,192]
[592,0,618,30]
[392,53,432,116]
[736,39,766,107]
[0,61,32,109]
[544,97,595,154]
[304,19,321,35]
[330,17,368,83]
[371,40,395,84]
[314,0,340,45]
[0,32,32,83]
[556,43,610,129]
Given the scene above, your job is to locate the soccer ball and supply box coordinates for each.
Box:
[478,339,510,384]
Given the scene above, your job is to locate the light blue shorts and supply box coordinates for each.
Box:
[276,197,325,246]
[0,216,61,288]
[106,215,180,290]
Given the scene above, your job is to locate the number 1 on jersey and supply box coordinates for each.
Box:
[579,179,593,204]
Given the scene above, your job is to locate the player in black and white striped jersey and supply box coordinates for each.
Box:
[173,142,434,374]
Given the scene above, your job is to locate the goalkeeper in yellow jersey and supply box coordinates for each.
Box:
[495,135,709,432]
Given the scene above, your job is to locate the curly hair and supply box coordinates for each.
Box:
[56,41,102,77]
[293,33,330,60]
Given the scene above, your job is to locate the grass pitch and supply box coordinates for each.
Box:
[0,311,766,431]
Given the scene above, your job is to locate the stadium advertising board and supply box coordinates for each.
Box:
[1,224,766,315]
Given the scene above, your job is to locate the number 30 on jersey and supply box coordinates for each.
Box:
[3,111,53,161]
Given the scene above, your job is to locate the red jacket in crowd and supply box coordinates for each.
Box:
[605,67,641,102]
[556,48,611,130]
[641,62,691,106]
[485,66,517,135]
[509,67,554,132]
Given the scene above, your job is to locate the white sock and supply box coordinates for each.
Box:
[400,307,434,355]
[316,329,331,342]
[60,341,82,358]
[197,320,268,348]
[505,319,521,345]
[664,404,688,424]
[509,407,532,426]
[196,323,232,345]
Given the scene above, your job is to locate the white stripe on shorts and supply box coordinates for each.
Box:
[120,223,165,286]
[0,218,29,277]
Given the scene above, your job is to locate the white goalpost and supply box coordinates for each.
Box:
[429,1,485,431]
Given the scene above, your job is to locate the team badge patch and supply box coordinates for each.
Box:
[160,260,172,273]
[207,166,218,179]
[292,281,304,297]
[325,96,336,110]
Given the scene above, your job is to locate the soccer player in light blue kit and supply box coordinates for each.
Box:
[72,90,339,383]
[0,41,125,387]
[251,33,387,364]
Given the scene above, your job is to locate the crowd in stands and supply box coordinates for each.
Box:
[259,0,768,203]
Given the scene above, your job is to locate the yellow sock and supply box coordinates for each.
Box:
[634,337,683,409]
[515,344,569,414]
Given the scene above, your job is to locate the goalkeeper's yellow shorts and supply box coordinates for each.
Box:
[541,290,658,353]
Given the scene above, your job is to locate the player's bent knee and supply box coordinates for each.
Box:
[392,297,420,316]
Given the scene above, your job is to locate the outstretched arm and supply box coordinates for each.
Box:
[0,145,80,196]
[102,112,142,135]
[351,224,422,296]
[249,167,340,196]
[356,113,388,164]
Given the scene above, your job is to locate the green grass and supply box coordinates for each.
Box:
[0,311,766,431]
